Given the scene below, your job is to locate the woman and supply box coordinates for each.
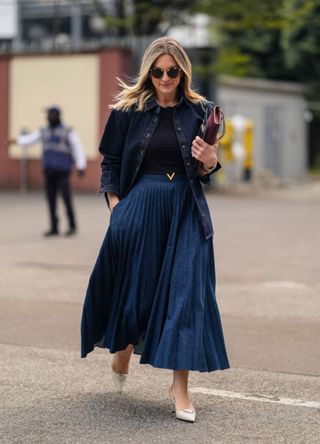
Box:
[81,37,229,422]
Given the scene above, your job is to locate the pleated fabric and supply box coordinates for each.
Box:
[81,173,229,372]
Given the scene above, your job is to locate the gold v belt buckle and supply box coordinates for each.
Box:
[166,172,175,181]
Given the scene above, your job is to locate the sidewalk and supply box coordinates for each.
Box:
[0,185,319,443]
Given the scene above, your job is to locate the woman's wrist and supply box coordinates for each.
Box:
[201,162,217,173]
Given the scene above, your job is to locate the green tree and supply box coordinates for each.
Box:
[103,0,198,36]
[101,0,320,98]
[197,0,320,97]
[197,0,288,78]
[281,0,320,98]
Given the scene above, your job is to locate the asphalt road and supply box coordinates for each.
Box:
[0,181,319,443]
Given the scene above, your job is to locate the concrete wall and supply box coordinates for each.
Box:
[0,48,132,191]
[217,76,308,181]
[9,54,99,160]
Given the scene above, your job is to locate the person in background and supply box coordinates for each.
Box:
[13,106,86,236]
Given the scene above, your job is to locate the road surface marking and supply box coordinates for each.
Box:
[189,388,320,409]
[261,281,307,290]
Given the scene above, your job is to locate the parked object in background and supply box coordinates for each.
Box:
[220,114,254,184]
[218,76,307,182]
[12,106,87,237]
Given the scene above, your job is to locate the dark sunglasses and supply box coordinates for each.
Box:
[150,66,181,79]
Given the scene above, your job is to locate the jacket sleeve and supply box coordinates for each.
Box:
[16,130,41,145]
[199,162,222,184]
[68,130,87,170]
[98,109,129,201]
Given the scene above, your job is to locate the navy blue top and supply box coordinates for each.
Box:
[41,124,73,172]
[141,106,185,174]
[98,94,221,240]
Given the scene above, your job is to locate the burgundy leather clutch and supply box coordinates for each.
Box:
[198,105,225,144]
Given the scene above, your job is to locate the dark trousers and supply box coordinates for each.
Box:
[44,169,76,231]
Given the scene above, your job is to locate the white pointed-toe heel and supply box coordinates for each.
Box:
[111,368,128,393]
[169,388,196,423]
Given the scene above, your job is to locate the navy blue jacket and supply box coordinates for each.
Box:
[98,95,221,240]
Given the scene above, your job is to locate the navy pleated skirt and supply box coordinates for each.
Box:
[81,173,229,372]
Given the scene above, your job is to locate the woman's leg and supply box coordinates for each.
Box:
[111,344,134,374]
[171,370,194,411]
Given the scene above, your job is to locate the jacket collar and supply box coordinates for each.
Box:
[145,91,189,112]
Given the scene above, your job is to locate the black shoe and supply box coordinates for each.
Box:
[65,227,77,236]
[44,229,59,237]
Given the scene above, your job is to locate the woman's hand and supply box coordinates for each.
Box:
[191,136,218,170]
[108,192,120,212]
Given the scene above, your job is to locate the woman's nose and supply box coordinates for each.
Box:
[162,71,170,80]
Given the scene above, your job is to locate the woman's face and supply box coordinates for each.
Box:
[150,54,182,98]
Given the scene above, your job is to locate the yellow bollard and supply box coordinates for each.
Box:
[243,119,254,181]
[220,117,254,182]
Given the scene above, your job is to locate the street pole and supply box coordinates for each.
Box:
[19,128,29,193]
[12,0,22,52]
[71,0,82,51]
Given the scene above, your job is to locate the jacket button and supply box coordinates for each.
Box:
[190,179,194,184]
[136,166,139,171]
[154,118,157,123]
[177,127,181,131]
[201,213,205,217]
[146,133,150,138]
[187,162,190,166]
[140,150,144,156]
[182,144,186,149]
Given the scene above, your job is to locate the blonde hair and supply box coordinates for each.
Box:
[111,36,206,111]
